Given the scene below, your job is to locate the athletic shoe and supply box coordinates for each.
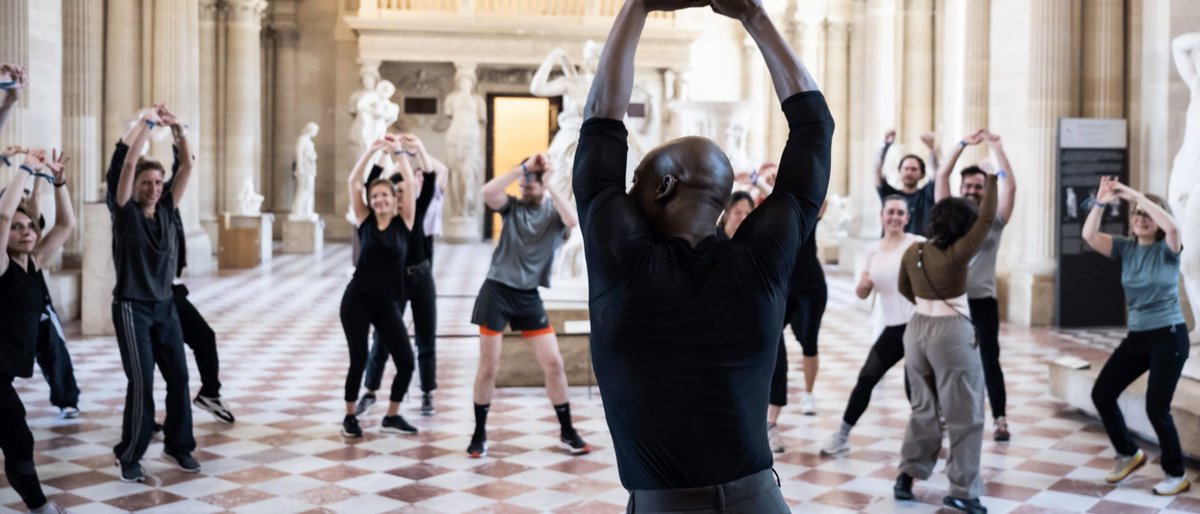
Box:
[767,424,785,453]
[194,395,235,424]
[164,452,201,473]
[1105,449,1146,483]
[943,496,988,513]
[819,431,850,456]
[419,393,435,416]
[59,406,79,419]
[893,472,914,500]
[381,415,419,434]
[467,433,488,458]
[355,393,376,416]
[116,460,145,483]
[799,392,816,415]
[993,416,1010,442]
[342,415,363,438]
[1153,475,1192,496]
[29,500,68,513]
[560,431,591,455]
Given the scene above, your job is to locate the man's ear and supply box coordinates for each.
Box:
[655,175,678,202]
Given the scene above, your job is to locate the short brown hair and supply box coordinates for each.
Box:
[1137,193,1172,241]
[135,158,166,178]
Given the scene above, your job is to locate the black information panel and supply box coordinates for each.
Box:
[1056,118,1128,328]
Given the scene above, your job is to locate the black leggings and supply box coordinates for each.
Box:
[365,263,437,393]
[769,287,827,407]
[1,375,48,510]
[1091,323,1190,476]
[843,324,911,426]
[341,288,414,404]
[968,297,1005,419]
[173,284,222,398]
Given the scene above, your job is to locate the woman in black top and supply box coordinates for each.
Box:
[0,147,74,514]
[340,135,419,438]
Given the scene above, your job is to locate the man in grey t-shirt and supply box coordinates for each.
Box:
[467,153,589,459]
[935,131,1018,442]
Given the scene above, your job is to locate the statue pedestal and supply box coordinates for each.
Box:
[218,213,274,269]
[81,203,116,336]
[282,218,325,254]
[443,215,481,243]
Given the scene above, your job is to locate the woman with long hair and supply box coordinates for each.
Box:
[1082,176,1191,496]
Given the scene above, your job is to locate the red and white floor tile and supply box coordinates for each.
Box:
[3,243,1198,513]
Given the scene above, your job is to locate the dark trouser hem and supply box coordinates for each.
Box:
[625,469,789,514]
[968,297,1005,419]
[36,305,80,408]
[173,284,222,398]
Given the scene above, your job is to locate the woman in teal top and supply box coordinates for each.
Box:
[1081,176,1191,496]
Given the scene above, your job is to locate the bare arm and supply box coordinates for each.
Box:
[534,154,579,229]
[34,151,74,263]
[349,139,387,226]
[530,48,570,97]
[727,1,818,101]
[855,269,874,299]
[933,130,985,202]
[483,165,523,211]
[1116,181,1181,253]
[116,112,158,208]
[162,109,193,205]
[921,132,940,172]
[391,141,417,230]
[0,64,25,135]
[1081,176,1116,257]
[988,133,1017,223]
[874,130,895,189]
[0,153,37,273]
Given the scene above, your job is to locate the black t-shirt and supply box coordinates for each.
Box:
[105,142,187,292]
[105,142,179,302]
[351,212,410,300]
[0,260,48,378]
[877,180,934,235]
[790,224,826,294]
[575,92,832,490]
[365,166,437,266]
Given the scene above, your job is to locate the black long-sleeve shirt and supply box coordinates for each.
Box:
[574,91,833,490]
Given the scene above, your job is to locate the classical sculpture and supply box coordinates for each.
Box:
[1169,33,1200,342]
[238,177,264,216]
[444,68,487,220]
[290,122,319,222]
[530,43,599,201]
[349,70,400,158]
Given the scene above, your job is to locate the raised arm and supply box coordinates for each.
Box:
[34,150,74,263]
[158,105,193,205]
[348,138,388,226]
[482,161,525,211]
[0,64,26,134]
[987,132,1017,223]
[1115,180,1181,253]
[1173,33,1200,91]
[530,48,571,97]
[920,132,941,172]
[0,152,38,273]
[874,130,895,189]
[946,173,997,261]
[934,129,985,202]
[115,111,159,208]
[1081,176,1116,257]
[534,154,578,229]
[720,0,818,99]
[388,137,417,230]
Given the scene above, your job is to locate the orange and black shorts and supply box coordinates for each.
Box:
[471,279,552,337]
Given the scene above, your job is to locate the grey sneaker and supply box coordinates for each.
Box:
[419,393,435,416]
[355,393,377,416]
[193,395,235,424]
[767,423,785,453]
[819,431,850,456]
[116,460,145,483]
[164,452,201,473]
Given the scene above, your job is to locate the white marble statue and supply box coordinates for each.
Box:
[238,177,264,216]
[290,122,319,222]
[349,73,400,158]
[444,69,487,220]
[1170,33,1200,343]
[530,42,600,201]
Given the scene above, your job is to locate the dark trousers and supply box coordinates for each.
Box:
[968,297,1005,419]
[341,289,414,403]
[625,469,788,514]
[111,299,196,463]
[172,284,221,398]
[36,305,80,409]
[0,375,48,510]
[768,287,827,406]
[365,262,437,393]
[843,324,910,426]
[1091,323,1190,477]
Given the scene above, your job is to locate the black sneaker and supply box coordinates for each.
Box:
[164,452,201,473]
[560,430,591,455]
[419,393,435,416]
[381,415,419,434]
[193,395,235,424]
[894,472,914,500]
[342,415,363,438]
[943,496,988,514]
[467,432,488,458]
[355,393,376,416]
[117,460,145,483]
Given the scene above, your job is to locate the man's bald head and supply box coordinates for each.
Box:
[629,136,734,244]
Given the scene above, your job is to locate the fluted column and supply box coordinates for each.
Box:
[852,0,899,238]
[199,0,222,234]
[268,8,300,215]
[940,0,990,166]
[0,1,29,151]
[103,0,142,157]
[900,0,934,153]
[1081,0,1125,118]
[824,17,852,197]
[222,0,268,215]
[62,0,104,257]
[742,35,768,164]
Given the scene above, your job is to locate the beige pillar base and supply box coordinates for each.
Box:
[282,218,325,254]
[218,213,275,269]
[443,216,482,244]
[1006,268,1056,327]
[82,203,115,336]
[184,230,215,277]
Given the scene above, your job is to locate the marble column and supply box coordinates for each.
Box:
[825,18,852,197]
[268,9,300,216]
[0,1,29,151]
[222,0,268,215]
[61,0,104,257]
[901,0,934,153]
[853,0,899,239]
[940,0,990,166]
[742,35,768,164]
[1009,0,1079,327]
[103,0,142,156]
[199,0,223,239]
[1081,0,1125,118]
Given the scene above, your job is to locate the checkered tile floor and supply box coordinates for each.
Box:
[3,243,1199,513]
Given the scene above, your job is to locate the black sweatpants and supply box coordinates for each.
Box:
[365,262,437,393]
[0,375,48,510]
[769,286,827,407]
[341,289,414,403]
[968,297,1005,419]
[172,284,222,398]
[842,324,911,426]
[112,299,196,464]
[36,304,80,409]
[1091,323,1190,477]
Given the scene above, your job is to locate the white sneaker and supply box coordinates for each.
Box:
[819,432,850,456]
[29,500,68,513]
[59,406,79,419]
[799,393,816,415]
[767,424,785,453]
[193,395,235,424]
[1153,475,1192,496]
